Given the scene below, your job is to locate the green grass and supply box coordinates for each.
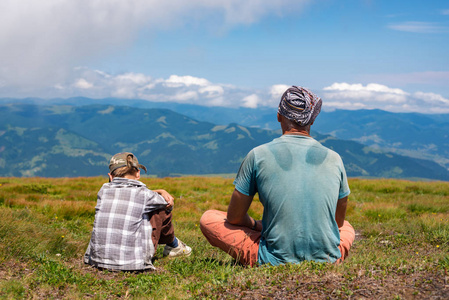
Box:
[0,177,448,299]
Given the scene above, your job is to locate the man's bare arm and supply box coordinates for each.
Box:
[227,189,261,231]
[335,196,348,228]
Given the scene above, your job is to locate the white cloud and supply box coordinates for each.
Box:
[322,82,449,114]
[242,94,261,108]
[116,73,152,86]
[34,68,295,109]
[442,9,449,16]
[270,84,289,98]
[64,71,449,114]
[165,75,210,88]
[4,60,449,114]
[73,79,93,89]
[361,71,449,86]
[16,66,449,114]
[171,91,199,101]
[0,0,310,94]
[199,85,225,98]
[47,68,250,107]
[413,92,449,105]
[248,84,289,107]
[387,21,449,33]
[323,83,408,104]
[324,83,407,95]
[8,66,296,108]
[112,87,134,99]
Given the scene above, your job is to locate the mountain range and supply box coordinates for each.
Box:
[0,100,448,181]
[3,96,447,171]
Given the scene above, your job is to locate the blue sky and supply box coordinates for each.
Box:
[1,0,448,113]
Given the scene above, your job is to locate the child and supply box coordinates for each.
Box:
[84,152,192,271]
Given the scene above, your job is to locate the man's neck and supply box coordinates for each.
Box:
[283,128,310,137]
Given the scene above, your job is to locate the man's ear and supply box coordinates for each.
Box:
[108,173,113,182]
[135,170,141,180]
[277,113,282,123]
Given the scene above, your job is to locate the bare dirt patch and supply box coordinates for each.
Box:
[217,270,449,299]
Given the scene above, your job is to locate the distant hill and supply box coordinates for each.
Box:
[0,104,279,177]
[0,103,448,180]
[312,109,449,171]
[2,97,447,172]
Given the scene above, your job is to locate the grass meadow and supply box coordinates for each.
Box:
[0,176,448,299]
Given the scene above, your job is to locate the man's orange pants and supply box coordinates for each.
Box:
[200,210,355,266]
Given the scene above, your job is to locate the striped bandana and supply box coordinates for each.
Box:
[278,86,322,126]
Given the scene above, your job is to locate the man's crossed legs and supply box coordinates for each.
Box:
[200,210,355,266]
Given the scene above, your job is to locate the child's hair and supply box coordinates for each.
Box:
[110,154,139,178]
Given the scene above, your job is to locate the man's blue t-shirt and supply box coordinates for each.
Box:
[233,135,350,265]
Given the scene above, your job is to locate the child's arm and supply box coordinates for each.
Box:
[153,189,174,210]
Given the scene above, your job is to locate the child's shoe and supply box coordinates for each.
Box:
[163,239,192,257]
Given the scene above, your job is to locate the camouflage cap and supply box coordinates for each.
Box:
[109,152,147,174]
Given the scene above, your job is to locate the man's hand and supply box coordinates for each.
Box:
[154,189,174,210]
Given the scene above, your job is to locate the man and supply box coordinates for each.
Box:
[200,86,355,266]
[84,152,191,271]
